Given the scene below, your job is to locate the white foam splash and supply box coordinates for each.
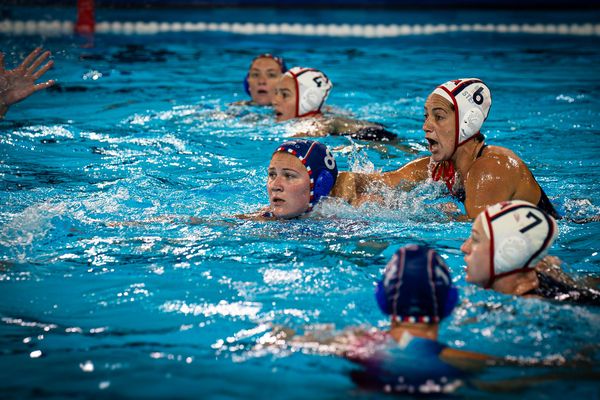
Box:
[160,300,262,318]
[0,201,66,249]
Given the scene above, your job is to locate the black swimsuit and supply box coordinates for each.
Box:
[333,125,398,142]
[350,126,397,142]
[525,272,600,306]
[537,187,560,219]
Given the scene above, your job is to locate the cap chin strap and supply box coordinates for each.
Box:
[450,130,480,161]
[297,110,322,119]
[487,267,535,289]
[483,209,496,289]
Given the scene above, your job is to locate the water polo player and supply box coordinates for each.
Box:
[243,139,338,220]
[462,200,600,304]
[331,78,560,219]
[346,244,491,392]
[273,66,397,141]
[260,245,494,394]
[235,53,287,106]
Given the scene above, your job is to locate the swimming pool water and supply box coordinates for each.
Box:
[1,7,599,399]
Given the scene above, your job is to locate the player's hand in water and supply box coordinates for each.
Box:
[0,47,55,117]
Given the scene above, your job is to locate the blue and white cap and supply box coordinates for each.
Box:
[376,245,458,324]
[274,139,338,211]
[284,67,333,118]
[432,78,492,154]
[479,200,558,288]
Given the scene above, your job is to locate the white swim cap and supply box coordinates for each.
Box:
[479,200,558,287]
[284,67,333,118]
[432,78,492,151]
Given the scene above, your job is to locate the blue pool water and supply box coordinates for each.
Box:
[1,7,600,399]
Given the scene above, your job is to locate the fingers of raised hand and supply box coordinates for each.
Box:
[27,50,52,76]
[31,59,54,80]
[20,47,43,71]
[33,79,56,93]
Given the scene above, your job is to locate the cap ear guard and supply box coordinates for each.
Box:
[302,88,323,111]
[375,279,391,315]
[460,107,485,140]
[495,235,531,275]
[313,169,335,204]
[433,253,459,319]
[441,286,459,319]
[243,76,251,96]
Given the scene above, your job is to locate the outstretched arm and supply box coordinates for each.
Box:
[441,343,592,373]
[330,157,430,206]
[440,347,495,371]
[0,47,55,118]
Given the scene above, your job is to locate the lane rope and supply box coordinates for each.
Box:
[0,20,598,37]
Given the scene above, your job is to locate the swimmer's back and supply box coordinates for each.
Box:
[326,116,398,141]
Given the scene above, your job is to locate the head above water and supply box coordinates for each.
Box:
[267,139,338,218]
[430,78,492,157]
[376,245,458,324]
[463,200,558,288]
[244,54,287,105]
[273,67,333,121]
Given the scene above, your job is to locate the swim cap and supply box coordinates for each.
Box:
[432,78,492,153]
[479,200,558,288]
[273,139,338,211]
[243,53,287,96]
[375,245,458,324]
[284,67,333,118]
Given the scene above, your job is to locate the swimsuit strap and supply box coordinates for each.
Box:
[537,187,561,220]
[476,143,488,159]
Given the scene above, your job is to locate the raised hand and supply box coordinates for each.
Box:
[0,47,55,117]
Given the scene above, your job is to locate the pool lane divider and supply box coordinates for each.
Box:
[1,20,599,37]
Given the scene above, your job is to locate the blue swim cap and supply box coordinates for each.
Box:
[375,245,458,324]
[244,53,288,97]
[274,139,338,211]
